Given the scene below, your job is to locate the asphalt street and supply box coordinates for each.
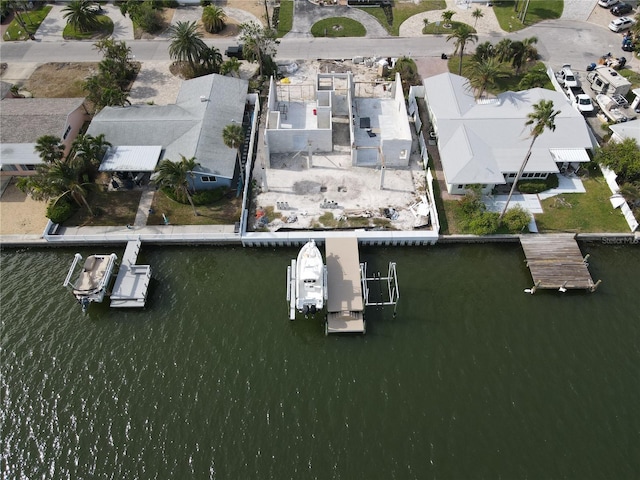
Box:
[0,20,629,71]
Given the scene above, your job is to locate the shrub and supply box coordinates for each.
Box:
[502,204,531,232]
[191,188,226,205]
[467,211,499,235]
[46,198,77,224]
[517,174,559,193]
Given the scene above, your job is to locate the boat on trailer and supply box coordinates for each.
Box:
[63,253,118,313]
[288,240,327,317]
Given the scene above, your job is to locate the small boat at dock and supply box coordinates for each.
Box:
[63,253,118,313]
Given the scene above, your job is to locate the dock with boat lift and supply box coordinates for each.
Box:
[519,234,601,293]
[110,237,151,308]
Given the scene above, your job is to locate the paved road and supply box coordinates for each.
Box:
[0,20,627,68]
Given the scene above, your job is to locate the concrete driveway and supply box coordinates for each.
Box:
[286,0,389,38]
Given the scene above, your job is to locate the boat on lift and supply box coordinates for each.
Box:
[63,253,118,313]
[294,240,326,315]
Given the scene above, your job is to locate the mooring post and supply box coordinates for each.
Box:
[590,279,602,292]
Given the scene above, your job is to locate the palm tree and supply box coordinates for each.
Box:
[220,57,241,77]
[154,155,200,216]
[494,38,513,63]
[199,45,223,75]
[510,40,526,74]
[35,135,65,164]
[17,160,95,216]
[473,41,495,62]
[465,57,508,99]
[202,5,226,34]
[168,21,208,72]
[472,8,484,28]
[522,36,539,61]
[70,133,111,177]
[222,123,245,188]
[47,161,95,216]
[62,0,101,33]
[441,10,455,28]
[499,100,560,221]
[447,24,478,76]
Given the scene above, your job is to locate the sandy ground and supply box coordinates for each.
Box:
[0,179,49,235]
[252,59,431,232]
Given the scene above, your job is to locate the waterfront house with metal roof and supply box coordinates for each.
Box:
[423,73,595,195]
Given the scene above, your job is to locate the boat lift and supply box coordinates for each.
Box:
[360,261,400,319]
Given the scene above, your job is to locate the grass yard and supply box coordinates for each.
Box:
[276,0,293,38]
[62,15,114,40]
[311,17,366,37]
[23,62,100,98]
[492,0,562,32]
[535,175,629,233]
[358,0,445,36]
[148,190,242,226]
[64,189,141,227]
[447,57,552,94]
[3,5,52,40]
[422,20,475,35]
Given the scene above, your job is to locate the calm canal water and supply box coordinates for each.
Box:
[1,243,639,479]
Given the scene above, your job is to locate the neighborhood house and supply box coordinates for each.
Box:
[423,73,595,195]
[86,74,258,191]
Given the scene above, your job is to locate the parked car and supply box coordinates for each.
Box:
[609,16,635,32]
[599,0,618,7]
[225,45,244,60]
[556,64,579,88]
[611,2,633,15]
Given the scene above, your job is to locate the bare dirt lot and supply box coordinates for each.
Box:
[24,62,99,97]
[0,180,49,235]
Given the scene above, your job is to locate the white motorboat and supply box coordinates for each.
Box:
[63,253,118,313]
[295,240,326,315]
[596,94,628,123]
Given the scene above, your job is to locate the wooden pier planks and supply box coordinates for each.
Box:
[519,234,596,290]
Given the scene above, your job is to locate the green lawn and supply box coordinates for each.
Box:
[358,0,445,36]
[311,17,366,37]
[276,0,293,38]
[492,0,562,32]
[64,189,141,227]
[3,5,52,41]
[422,20,475,35]
[535,175,629,233]
[148,190,242,226]
[63,15,114,40]
[447,57,552,93]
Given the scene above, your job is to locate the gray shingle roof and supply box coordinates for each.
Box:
[87,74,249,178]
[0,97,86,143]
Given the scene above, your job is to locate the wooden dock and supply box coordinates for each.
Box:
[519,234,600,292]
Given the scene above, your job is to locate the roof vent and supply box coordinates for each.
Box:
[200,96,208,102]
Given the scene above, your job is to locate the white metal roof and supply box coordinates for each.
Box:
[98,145,162,172]
[0,143,40,167]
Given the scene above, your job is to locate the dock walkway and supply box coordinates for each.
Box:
[325,236,365,334]
[110,237,152,308]
[519,234,599,292]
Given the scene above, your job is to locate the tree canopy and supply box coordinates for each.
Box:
[596,137,640,184]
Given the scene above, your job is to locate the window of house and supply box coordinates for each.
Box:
[457,184,464,189]
[201,176,217,183]
[20,164,37,171]
[62,125,72,140]
[508,173,516,178]
[2,164,18,171]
